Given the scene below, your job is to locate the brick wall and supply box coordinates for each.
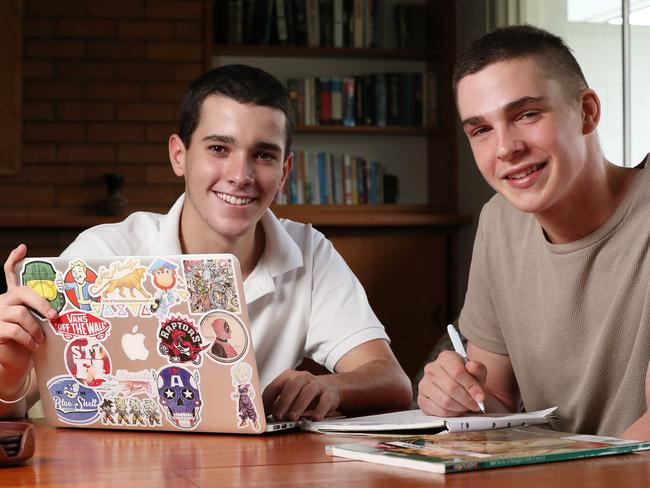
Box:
[0,0,207,259]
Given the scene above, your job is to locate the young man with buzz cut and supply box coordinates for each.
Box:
[0,64,412,421]
[417,25,650,439]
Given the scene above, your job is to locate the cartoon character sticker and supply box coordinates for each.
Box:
[152,366,202,430]
[200,311,249,364]
[147,259,188,320]
[21,260,66,313]
[230,362,261,432]
[183,258,240,314]
[158,315,209,365]
[57,259,101,311]
[64,338,111,388]
[50,310,111,341]
[46,375,101,425]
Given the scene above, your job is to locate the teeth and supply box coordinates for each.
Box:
[217,192,253,205]
[508,164,542,179]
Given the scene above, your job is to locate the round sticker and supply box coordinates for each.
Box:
[46,375,101,425]
[200,311,249,364]
[64,338,112,388]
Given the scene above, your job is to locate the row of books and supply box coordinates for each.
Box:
[214,0,409,49]
[286,72,435,127]
[275,150,385,205]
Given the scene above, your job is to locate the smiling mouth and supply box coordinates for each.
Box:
[216,192,255,206]
[505,163,546,180]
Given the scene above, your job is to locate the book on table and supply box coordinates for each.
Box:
[325,426,650,474]
[301,407,558,435]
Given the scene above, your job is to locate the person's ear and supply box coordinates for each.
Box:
[278,151,293,191]
[581,89,601,135]
[169,134,187,177]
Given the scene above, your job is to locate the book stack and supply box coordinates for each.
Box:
[275,150,385,205]
[213,0,388,49]
[287,73,433,127]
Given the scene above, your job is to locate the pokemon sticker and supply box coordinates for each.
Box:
[58,259,101,311]
[230,362,261,432]
[64,338,111,388]
[183,257,241,314]
[100,395,162,427]
[152,366,203,430]
[21,260,66,313]
[46,375,101,425]
[200,311,249,364]
[147,258,189,320]
[158,314,209,365]
[50,310,111,341]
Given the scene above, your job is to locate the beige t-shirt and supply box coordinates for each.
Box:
[460,156,650,436]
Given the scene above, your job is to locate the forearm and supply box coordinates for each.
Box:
[621,412,650,441]
[321,358,412,414]
[0,369,37,419]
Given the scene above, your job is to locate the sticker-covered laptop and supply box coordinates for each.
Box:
[17,254,296,434]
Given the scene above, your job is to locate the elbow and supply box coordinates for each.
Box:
[390,369,414,411]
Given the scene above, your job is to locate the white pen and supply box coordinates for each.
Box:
[447,323,486,414]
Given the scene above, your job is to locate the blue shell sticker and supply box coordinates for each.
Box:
[46,375,101,425]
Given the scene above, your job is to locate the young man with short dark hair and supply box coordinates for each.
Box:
[0,64,412,420]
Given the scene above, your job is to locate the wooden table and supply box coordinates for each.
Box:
[4,420,650,487]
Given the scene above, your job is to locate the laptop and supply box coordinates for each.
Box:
[16,253,298,434]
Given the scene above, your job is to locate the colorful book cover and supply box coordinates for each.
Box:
[326,426,650,474]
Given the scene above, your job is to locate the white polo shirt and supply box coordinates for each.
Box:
[61,194,389,388]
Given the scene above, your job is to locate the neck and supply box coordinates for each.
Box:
[178,205,265,280]
[536,156,639,244]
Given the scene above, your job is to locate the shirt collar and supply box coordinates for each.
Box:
[244,209,304,303]
[151,193,185,255]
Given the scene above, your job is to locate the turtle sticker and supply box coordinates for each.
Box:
[21,260,66,313]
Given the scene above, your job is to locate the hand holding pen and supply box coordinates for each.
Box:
[447,324,486,413]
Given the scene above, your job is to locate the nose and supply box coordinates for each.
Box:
[496,126,525,162]
[226,152,254,187]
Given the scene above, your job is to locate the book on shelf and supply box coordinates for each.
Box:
[302,407,558,435]
[286,72,430,128]
[325,425,650,474]
[276,150,385,205]
[215,0,389,48]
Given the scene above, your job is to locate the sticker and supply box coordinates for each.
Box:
[64,338,111,388]
[90,259,152,307]
[183,257,241,314]
[230,362,261,432]
[200,311,249,364]
[59,259,102,311]
[98,369,156,397]
[50,310,111,341]
[148,258,189,320]
[101,396,158,427]
[121,325,150,361]
[158,314,209,365]
[152,366,202,430]
[46,375,101,425]
[21,260,66,313]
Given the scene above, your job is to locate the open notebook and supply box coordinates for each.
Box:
[16,253,297,434]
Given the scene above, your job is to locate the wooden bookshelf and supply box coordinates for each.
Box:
[213,43,435,60]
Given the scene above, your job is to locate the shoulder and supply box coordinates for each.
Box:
[62,210,165,257]
[478,193,536,240]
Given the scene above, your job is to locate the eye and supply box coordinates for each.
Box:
[208,145,227,154]
[470,126,491,138]
[517,111,540,122]
[256,151,276,161]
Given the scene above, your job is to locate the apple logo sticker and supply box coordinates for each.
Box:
[122,325,149,361]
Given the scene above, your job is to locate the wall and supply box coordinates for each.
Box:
[0,0,206,258]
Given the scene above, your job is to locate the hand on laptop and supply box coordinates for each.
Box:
[0,244,54,403]
[262,369,340,422]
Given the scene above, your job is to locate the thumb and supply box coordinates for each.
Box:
[466,360,488,403]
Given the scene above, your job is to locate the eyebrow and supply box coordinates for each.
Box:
[461,96,547,128]
[201,135,282,153]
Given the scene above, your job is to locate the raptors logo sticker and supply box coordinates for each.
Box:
[157,314,209,365]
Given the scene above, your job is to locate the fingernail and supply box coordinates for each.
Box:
[46,309,57,319]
